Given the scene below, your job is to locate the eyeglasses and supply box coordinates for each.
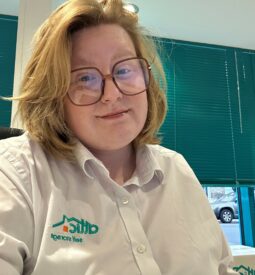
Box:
[68,57,151,106]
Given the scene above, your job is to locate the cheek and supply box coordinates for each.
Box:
[139,94,149,131]
[64,99,75,128]
[138,94,148,122]
[64,98,89,132]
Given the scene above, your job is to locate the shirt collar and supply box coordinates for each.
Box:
[133,144,164,187]
[74,141,164,186]
[74,141,108,179]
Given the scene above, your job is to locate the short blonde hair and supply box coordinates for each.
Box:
[17,0,167,159]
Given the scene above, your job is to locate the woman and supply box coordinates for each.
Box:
[0,0,238,274]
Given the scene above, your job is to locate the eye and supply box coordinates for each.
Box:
[79,73,96,83]
[114,66,135,80]
[115,68,132,75]
[72,69,101,91]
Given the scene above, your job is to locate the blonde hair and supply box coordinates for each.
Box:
[17,0,167,159]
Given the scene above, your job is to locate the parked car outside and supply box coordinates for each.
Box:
[210,192,239,223]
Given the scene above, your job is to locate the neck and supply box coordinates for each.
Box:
[89,144,136,185]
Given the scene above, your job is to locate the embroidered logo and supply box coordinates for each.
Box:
[233,264,255,275]
[50,214,99,243]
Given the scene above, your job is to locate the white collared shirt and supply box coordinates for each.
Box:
[0,133,238,275]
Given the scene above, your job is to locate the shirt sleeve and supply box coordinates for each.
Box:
[0,158,34,275]
[175,153,239,275]
[218,230,239,275]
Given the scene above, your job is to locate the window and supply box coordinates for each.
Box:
[155,37,255,246]
[205,186,241,245]
[0,14,18,127]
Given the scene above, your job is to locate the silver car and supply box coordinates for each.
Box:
[210,192,239,223]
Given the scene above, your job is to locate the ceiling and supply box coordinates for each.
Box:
[0,0,255,50]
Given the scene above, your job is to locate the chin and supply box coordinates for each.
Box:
[87,139,134,152]
[101,142,132,151]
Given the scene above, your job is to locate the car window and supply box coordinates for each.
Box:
[215,193,236,203]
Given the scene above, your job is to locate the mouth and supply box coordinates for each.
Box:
[98,109,129,119]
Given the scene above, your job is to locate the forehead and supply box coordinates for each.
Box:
[70,24,137,68]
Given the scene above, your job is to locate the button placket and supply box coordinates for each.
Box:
[113,187,161,274]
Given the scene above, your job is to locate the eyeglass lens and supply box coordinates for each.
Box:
[68,58,150,106]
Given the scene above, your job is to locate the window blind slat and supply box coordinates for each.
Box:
[156,38,255,186]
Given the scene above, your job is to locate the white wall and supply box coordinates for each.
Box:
[1,0,255,49]
[131,0,255,50]
[0,0,19,16]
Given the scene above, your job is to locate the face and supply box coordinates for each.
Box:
[64,24,148,153]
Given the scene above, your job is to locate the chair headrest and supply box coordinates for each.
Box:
[0,127,24,140]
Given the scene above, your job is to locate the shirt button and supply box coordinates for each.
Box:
[121,197,129,205]
[137,244,146,254]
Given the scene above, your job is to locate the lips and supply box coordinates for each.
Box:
[98,109,129,119]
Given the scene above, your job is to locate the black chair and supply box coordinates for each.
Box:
[0,127,24,140]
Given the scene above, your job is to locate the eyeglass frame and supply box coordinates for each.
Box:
[67,57,151,106]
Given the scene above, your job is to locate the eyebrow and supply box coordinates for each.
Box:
[72,50,137,70]
[112,50,137,61]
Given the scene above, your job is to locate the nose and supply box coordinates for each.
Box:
[100,75,123,103]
